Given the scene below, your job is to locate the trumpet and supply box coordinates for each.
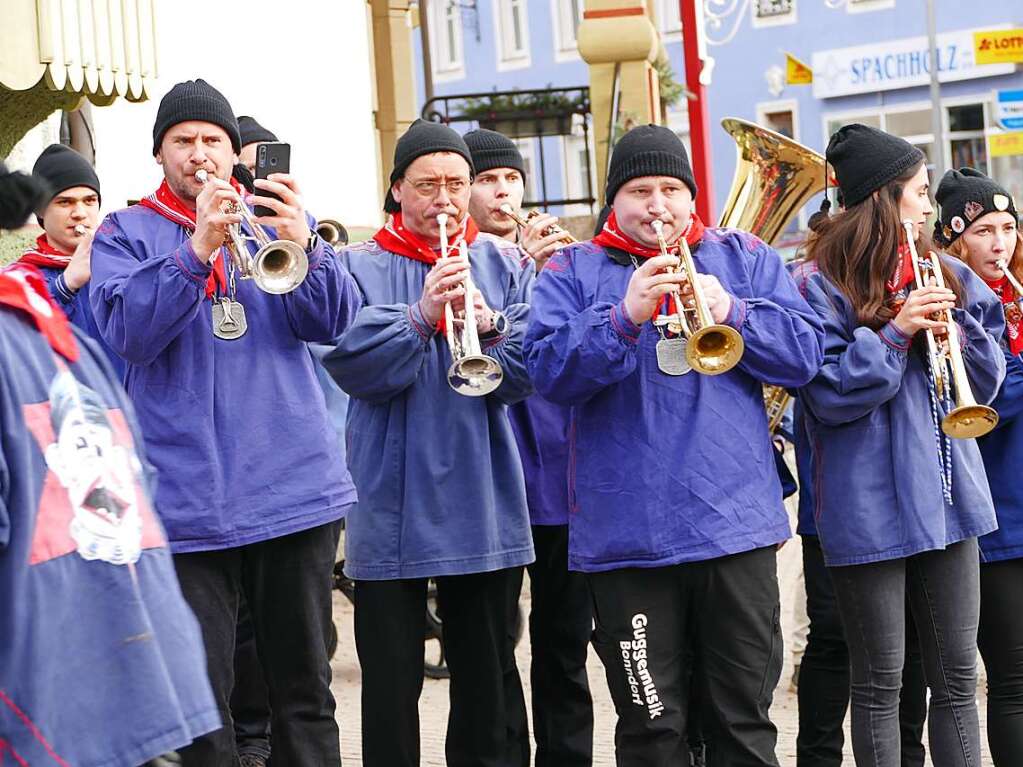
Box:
[498,204,577,245]
[650,219,744,376]
[316,219,349,248]
[904,220,997,439]
[998,259,1023,297]
[195,169,308,295]
[437,213,504,396]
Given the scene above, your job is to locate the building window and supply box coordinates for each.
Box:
[553,0,583,57]
[432,1,464,76]
[496,0,530,67]
[656,0,683,37]
[515,138,539,203]
[948,103,987,174]
[754,0,794,19]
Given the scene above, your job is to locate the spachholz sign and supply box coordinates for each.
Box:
[812,27,1016,99]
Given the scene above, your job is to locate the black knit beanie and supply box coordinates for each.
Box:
[32,144,101,205]
[384,119,476,213]
[238,115,279,148]
[152,79,241,155]
[933,167,1019,246]
[825,124,924,208]
[606,124,697,204]
[463,129,525,177]
[0,159,50,230]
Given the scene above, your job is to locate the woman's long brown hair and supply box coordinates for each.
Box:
[804,161,963,330]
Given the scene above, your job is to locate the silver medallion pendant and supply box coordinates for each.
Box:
[212,298,248,340]
[656,336,691,376]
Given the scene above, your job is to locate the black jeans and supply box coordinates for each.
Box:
[527,524,594,767]
[978,556,1023,766]
[354,568,528,767]
[588,546,783,767]
[231,595,271,760]
[797,535,926,767]
[829,538,982,767]
[173,520,342,767]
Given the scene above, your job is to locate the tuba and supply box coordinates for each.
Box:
[718,118,832,431]
[437,213,504,396]
[195,169,308,294]
[904,221,998,439]
[651,218,744,375]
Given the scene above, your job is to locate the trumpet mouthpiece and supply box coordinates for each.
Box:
[195,169,208,184]
[73,224,88,236]
[651,219,664,235]
[437,212,448,226]
[499,204,513,215]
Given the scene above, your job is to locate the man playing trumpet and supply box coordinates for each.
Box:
[325,119,534,767]
[524,124,824,765]
[89,79,361,766]
[14,145,125,379]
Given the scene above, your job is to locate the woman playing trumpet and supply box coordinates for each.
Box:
[935,167,1023,766]
[798,125,1006,767]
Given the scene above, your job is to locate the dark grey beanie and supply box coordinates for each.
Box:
[152,79,241,155]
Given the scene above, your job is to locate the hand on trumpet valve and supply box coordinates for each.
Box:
[689,273,732,324]
[249,173,311,250]
[521,211,567,267]
[623,255,688,325]
[419,256,470,327]
[64,225,95,291]
[892,283,955,339]
[192,171,243,263]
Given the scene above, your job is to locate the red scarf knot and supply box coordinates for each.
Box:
[986,274,1023,356]
[372,212,479,265]
[17,234,73,270]
[138,177,245,299]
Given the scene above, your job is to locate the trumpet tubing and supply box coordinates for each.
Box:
[437,213,504,397]
[498,204,577,245]
[195,169,308,294]
[903,221,997,439]
[763,385,791,435]
[651,219,745,376]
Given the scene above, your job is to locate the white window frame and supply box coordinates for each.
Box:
[755,98,809,230]
[495,0,531,71]
[821,95,995,186]
[846,0,895,13]
[656,0,683,43]
[750,0,797,29]
[431,0,465,83]
[551,0,584,62]
[560,116,597,217]
[515,138,539,203]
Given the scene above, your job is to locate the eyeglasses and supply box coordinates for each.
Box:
[406,178,470,198]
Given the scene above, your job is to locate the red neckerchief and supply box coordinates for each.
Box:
[593,210,706,323]
[138,178,243,298]
[886,243,915,294]
[0,265,79,361]
[17,234,72,270]
[373,212,479,264]
[592,209,705,259]
[986,275,1023,356]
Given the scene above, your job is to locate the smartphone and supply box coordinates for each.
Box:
[253,142,291,218]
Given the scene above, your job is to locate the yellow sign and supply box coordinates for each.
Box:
[991,132,1023,158]
[785,52,813,85]
[974,29,1023,65]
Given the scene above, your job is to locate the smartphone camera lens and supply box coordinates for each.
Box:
[270,157,278,166]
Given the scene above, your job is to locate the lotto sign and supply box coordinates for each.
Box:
[990,132,1023,158]
[974,29,1023,65]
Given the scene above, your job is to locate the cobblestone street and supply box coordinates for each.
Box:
[328,516,994,765]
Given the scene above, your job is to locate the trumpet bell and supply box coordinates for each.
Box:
[316,219,349,247]
[686,325,745,376]
[448,355,504,397]
[252,239,309,295]
[941,404,998,439]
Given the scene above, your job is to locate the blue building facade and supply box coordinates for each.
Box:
[415,1,1022,226]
